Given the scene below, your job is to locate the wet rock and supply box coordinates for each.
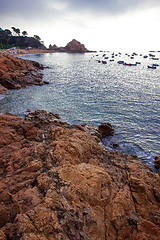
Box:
[43,80,49,84]
[0,52,45,91]
[155,156,160,169]
[98,122,114,138]
[113,142,119,148]
[0,111,160,240]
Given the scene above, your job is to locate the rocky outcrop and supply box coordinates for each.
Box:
[49,39,89,53]
[99,122,114,138]
[0,52,46,92]
[0,110,160,240]
[65,39,89,53]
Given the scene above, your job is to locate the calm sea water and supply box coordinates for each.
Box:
[0,52,160,170]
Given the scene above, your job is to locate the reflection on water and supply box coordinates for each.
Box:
[1,52,160,170]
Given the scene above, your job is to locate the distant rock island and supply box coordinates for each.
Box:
[49,39,89,53]
[65,39,89,53]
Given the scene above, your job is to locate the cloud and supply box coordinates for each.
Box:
[0,0,160,21]
[0,0,65,20]
[66,0,160,15]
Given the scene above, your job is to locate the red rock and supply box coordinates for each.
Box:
[65,39,89,53]
[0,52,45,91]
[0,111,160,239]
[138,219,158,237]
[0,190,20,228]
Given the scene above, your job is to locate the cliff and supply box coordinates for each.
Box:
[0,53,47,92]
[0,110,160,240]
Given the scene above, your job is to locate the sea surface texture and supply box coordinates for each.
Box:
[0,52,160,170]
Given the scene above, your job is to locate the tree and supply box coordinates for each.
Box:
[4,29,12,36]
[11,27,20,36]
[11,27,17,36]
[15,28,20,36]
[34,35,41,41]
[22,31,28,37]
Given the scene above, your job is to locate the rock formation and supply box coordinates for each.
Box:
[48,44,65,52]
[49,39,89,53]
[0,52,46,92]
[65,39,89,53]
[0,110,160,240]
[98,122,114,138]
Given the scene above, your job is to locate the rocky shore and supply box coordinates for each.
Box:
[0,52,47,93]
[0,110,160,240]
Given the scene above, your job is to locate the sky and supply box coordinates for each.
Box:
[0,0,160,51]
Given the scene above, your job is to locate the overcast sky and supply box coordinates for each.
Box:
[1,0,160,51]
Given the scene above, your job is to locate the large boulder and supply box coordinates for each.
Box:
[98,122,114,138]
[0,111,160,240]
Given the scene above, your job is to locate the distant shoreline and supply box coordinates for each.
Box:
[0,48,96,55]
[1,48,63,55]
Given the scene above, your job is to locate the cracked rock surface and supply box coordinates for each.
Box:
[0,110,160,240]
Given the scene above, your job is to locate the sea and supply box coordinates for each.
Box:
[0,51,160,171]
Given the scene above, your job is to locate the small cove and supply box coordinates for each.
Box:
[0,52,160,171]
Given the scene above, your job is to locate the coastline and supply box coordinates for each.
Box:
[0,48,60,55]
[0,47,96,56]
[0,51,159,169]
[0,50,160,239]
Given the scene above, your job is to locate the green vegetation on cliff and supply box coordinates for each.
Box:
[0,27,46,49]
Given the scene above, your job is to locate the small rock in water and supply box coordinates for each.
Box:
[98,122,114,139]
[43,81,49,84]
[113,142,119,148]
[155,156,160,169]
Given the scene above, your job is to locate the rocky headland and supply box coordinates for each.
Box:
[0,52,47,93]
[0,110,160,240]
[65,39,89,53]
[49,39,89,53]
